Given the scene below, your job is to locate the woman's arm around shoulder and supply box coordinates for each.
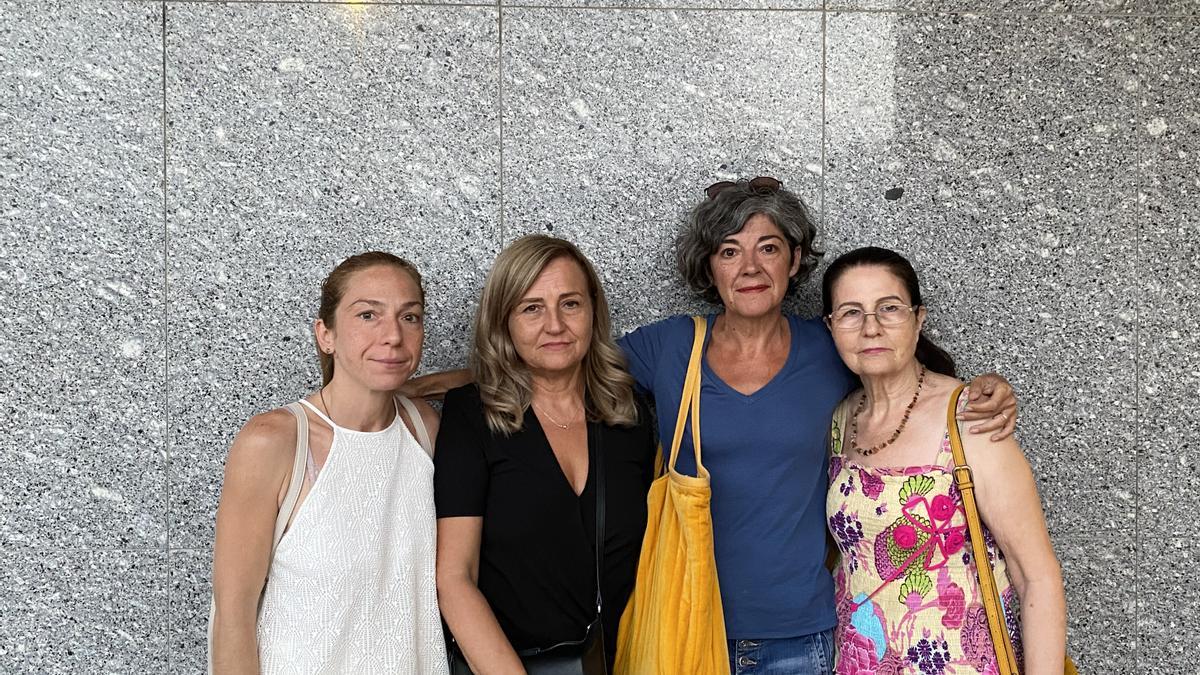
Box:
[962,425,1066,675]
[960,373,1019,441]
[401,369,473,402]
[210,409,299,675]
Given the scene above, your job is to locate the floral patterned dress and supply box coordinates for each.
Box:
[826,391,1023,675]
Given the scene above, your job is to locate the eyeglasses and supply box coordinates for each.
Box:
[704,176,783,200]
[826,303,918,330]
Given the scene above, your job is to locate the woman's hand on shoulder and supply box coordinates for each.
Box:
[960,373,1017,441]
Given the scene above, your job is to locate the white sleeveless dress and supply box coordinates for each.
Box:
[255,398,448,674]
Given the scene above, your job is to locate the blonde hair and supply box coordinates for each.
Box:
[317,252,424,386]
[471,235,638,435]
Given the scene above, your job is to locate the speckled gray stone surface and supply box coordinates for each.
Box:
[165,2,500,549]
[1058,534,1136,672]
[1138,538,1196,673]
[1136,24,1199,672]
[826,0,1197,14]
[0,550,168,672]
[1137,17,1199,541]
[502,8,823,333]
[825,13,1139,552]
[507,0,819,10]
[169,549,210,674]
[827,0,1138,12]
[0,1,166,548]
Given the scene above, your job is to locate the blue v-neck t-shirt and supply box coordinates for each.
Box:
[618,313,858,639]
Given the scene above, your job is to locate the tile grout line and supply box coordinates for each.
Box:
[820,4,827,245]
[1132,14,1143,670]
[497,3,505,243]
[161,2,173,670]
[141,0,1199,16]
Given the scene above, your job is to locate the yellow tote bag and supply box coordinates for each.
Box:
[615,316,729,675]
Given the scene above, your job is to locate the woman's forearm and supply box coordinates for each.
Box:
[438,579,525,675]
[401,368,473,401]
[210,608,261,675]
[1013,576,1067,675]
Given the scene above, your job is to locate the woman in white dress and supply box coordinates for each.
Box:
[209,251,449,674]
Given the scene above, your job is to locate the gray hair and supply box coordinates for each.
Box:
[675,180,823,305]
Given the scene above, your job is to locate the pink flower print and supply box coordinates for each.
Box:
[904,590,924,611]
[930,494,956,521]
[877,651,907,675]
[960,604,994,670]
[830,456,843,483]
[944,530,965,556]
[893,524,918,549]
[859,468,885,500]
[938,582,966,629]
[836,625,880,674]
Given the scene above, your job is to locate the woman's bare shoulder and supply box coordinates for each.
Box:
[225,407,300,479]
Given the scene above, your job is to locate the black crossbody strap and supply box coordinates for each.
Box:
[593,422,606,616]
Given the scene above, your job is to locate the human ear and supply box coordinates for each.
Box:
[315,318,336,355]
[788,246,804,278]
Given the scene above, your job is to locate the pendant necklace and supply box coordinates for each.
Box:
[533,402,578,430]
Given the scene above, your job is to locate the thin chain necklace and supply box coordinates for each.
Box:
[849,365,927,457]
[532,402,580,430]
[319,386,336,427]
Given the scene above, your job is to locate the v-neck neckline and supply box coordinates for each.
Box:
[700,313,798,402]
[526,409,594,499]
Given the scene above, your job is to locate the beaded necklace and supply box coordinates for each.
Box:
[849,364,927,457]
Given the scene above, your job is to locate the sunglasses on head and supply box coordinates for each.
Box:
[704,176,784,200]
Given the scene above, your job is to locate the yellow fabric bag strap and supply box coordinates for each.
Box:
[946,385,1021,675]
[667,316,708,478]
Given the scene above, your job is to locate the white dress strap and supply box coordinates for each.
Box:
[277,403,310,549]
[395,395,433,458]
[297,398,337,429]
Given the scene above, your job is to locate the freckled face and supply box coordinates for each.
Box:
[827,265,926,378]
[709,213,803,319]
[315,265,425,392]
[507,257,593,379]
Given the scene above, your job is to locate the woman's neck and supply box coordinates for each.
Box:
[529,366,585,408]
[320,379,396,431]
[713,310,788,353]
[859,361,924,419]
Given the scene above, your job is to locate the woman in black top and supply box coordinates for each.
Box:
[435,235,656,673]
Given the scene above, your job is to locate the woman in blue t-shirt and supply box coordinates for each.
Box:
[406,177,1017,674]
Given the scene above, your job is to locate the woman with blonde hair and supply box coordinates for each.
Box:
[435,235,656,674]
[209,252,447,674]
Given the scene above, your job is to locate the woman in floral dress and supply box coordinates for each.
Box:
[821,247,1066,674]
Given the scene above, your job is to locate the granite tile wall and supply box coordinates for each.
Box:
[1,0,1193,672]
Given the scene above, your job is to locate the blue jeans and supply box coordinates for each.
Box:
[728,629,834,675]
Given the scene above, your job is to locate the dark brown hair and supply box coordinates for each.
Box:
[317,251,424,385]
[821,246,957,377]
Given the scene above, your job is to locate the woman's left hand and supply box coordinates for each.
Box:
[960,373,1018,441]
